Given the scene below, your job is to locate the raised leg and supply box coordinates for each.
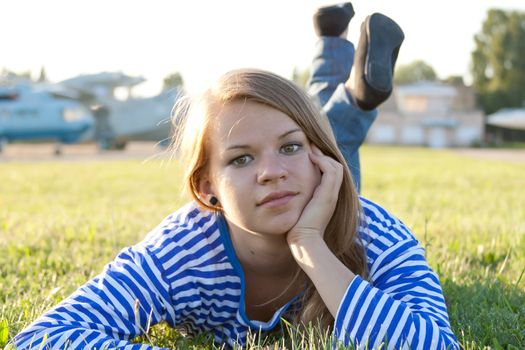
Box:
[308,37,377,192]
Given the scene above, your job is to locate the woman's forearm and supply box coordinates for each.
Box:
[289,234,355,318]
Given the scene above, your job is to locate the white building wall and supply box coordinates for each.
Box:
[367,82,485,148]
[401,126,424,145]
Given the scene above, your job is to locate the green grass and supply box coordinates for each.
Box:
[361,146,525,349]
[1,146,524,349]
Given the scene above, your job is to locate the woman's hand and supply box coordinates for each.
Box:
[287,145,343,249]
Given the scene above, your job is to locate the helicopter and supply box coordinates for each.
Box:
[0,82,94,155]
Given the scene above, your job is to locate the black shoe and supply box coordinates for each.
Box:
[313,2,354,37]
[350,13,404,110]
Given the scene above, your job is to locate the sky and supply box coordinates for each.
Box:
[2,0,525,96]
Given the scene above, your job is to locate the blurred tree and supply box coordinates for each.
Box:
[291,67,310,88]
[37,66,47,82]
[471,9,525,114]
[394,60,437,85]
[162,72,184,91]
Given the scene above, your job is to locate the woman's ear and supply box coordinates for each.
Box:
[198,177,215,202]
[198,178,221,208]
[198,177,214,197]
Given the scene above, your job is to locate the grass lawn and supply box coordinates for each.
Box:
[1,146,524,349]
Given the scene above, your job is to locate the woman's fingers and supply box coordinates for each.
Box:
[309,145,344,203]
[299,146,343,227]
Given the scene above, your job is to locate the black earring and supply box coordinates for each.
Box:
[209,196,218,206]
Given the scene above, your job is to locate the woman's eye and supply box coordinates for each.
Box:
[281,143,301,154]
[230,155,252,167]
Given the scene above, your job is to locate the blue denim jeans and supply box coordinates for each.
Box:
[308,37,377,192]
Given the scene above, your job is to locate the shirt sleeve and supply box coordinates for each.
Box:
[11,244,175,350]
[332,225,459,350]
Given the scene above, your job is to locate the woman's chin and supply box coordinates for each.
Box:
[231,209,302,237]
[262,216,300,236]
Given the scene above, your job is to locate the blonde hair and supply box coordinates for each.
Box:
[172,68,368,330]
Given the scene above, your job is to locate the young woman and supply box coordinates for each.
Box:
[11,5,459,350]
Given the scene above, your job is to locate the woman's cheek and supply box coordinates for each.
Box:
[221,175,247,202]
[306,154,322,186]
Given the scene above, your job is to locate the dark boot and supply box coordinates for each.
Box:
[313,2,354,37]
[349,13,404,110]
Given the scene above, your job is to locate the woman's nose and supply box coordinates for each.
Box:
[256,154,288,184]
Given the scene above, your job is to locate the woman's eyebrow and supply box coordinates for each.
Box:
[225,128,303,151]
[225,144,250,151]
[279,128,302,139]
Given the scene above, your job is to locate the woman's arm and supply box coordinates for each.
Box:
[287,145,354,317]
[11,245,174,350]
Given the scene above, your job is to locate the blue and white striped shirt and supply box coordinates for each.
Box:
[12,197,459,349]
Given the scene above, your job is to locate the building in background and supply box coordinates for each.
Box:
[367,82,484,148]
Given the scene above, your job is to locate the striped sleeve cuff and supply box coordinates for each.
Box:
[333,275,368,347]
[333,275,412,349]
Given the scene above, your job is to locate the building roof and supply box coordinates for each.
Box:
[396,81,456,97]
[487,108,525,130]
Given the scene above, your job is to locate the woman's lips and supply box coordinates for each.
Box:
[258,191,297,208]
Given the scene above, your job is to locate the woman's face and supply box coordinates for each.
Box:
[201,100,321,235]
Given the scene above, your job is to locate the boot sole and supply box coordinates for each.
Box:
[364,13,405,94]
